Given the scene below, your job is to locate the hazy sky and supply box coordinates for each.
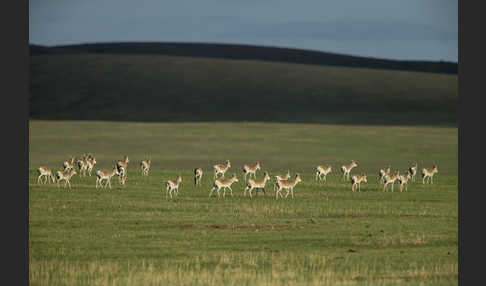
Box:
[29,0,458,62]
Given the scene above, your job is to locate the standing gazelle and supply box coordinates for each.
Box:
[213,160,231,179]
[242,162,261,181]
[95,165,120,189]
[140,159,151,176]
[398,171,412,192]
[315,165,332,182]
[351,174,367,192]
[56,169,77,189]
[409,163,418,182]
[341,161,358,181]
[166,175,183,199]
[244,172,271,198]
[422,165,438,184]
[378,165,391,184]
[116,156,129,176]
[209,174,239,198]
[383,171,400,192]
[275,174,302,199]
[76,156,88,177]
[194,168,203,187]
[63,157,75,171]
[86,155,97,176]
[37,166,55,184]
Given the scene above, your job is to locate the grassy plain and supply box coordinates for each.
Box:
[29,120,458,285]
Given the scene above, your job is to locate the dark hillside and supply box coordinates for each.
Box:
[30,42,457,74]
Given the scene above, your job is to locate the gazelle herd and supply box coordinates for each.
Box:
[35,155,439,198]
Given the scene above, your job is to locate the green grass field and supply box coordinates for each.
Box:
[29,120,458,285]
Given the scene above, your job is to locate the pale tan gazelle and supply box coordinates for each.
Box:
[118,166,127,186]
[166,175,183,199]
[86,155,97,176]
[209,174,239,198]
[194,168,203,187]
[341,161,358,181]
[140,159,151,176]
[56,169,77,189]
[315,165,332,182]
[116,156,130,177]
[422,165,438,184]
[37,166,55,184]
[398,171,412,192]
[213,160,231,179]
[244,171,271,198]
[275,170,291,182]
[351,174,367,192]
[76,156,88,177]
[409,163,418,182]
[383,171,400,192]
[378,165,391,184]
[275,174,302,199]
[242,162,261,181]
[63,157,75,171]
[95,165,120,189]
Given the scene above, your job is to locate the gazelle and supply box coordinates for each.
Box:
[341,161,358,181]
[56,169,77,189]
[244,171,271,198]
[383,171,400,192]
[140,159,151,176]
[166,175,183,199]
[95,165,120,189]
[37,166,55,184]
[275,174,302,199]
[378,165,391,184]
[351,174,367,192]
[209,174,239,198]
[398,171,412,192]
[86,155,97,176]
[116,156,129,175]
[242,162,261,181]
[118,166,127,186]
[213,160,231,179]
[422,165,438,184]
[76,156,88,177]
[194,168,203,187]
[63,157,75,171]
[409,163,418,182]
[315,165,332,182]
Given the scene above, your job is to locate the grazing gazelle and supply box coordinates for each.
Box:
[378,165,391,184]
[409,163,418,182]
[242,162,261,181]
[315,165,332,182]
[86,155,97,176]
[140,159,151,176]
[166,175,183,199]
[63,157,75,171]
[209,174,239,198]
[116,156,130,175]
[398,171,412,192]
[351,174,367,192]
[194,168,203,187]
[213,160,231,179]
[56,169,77,189]
[383,171,400,192]
[341,161,358,181]
[95,165,119,189]
[275,174,302,199]
[244,171,271,198]
[422,165,438,184]
[76,156,88,177]
[37,166,55,184]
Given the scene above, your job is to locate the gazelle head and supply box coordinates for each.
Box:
[70,169,77,176]
[263,171,270,181]
[295,173,302,183]
[361,174,367,183]
[177,175,183,184]
[351,161,358,168]
[124,156,129,163]
[433,165,438,173]
[256,162,261,170]
[231,173,238,182]
[226,160,231,168]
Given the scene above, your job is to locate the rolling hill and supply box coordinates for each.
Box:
[29,42,457,126]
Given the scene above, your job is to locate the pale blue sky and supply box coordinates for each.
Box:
[29,0,458,62]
